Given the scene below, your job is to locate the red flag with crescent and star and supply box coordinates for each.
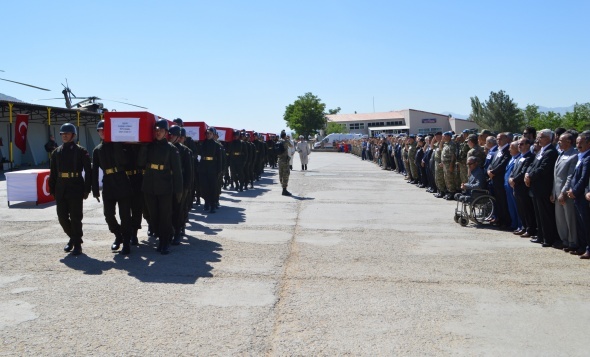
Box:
[15,114,29,154]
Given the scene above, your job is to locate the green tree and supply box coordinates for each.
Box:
[528,111,563,131]
[469,90,523,132]
[562,103,590,131]
[326,121,349,134]
[521,104,540,126]
[328,107,341,115]
[283,92,327,139]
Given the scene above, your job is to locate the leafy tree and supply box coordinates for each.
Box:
[469,90,523,132]
[328,107,341,115]
[283,92,327,139]
[562,103,590,131]
[521,104,540,126]
[326,121,349,134]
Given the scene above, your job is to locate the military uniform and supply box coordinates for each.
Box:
[121,143,144,245]
[457,138,470,186]
[245,138,256,188]
[49,134,92,254]
[254,136,266,179]
[198,132,223,212]
[408,141,418,181]
[171,139,193,243]
[468,145,486,169]
[92,140,133,253]
[278,135,293,195]
[434,144,446,195]
[139,135,183,254]
[441,139,457,196]
[228,134,247,191]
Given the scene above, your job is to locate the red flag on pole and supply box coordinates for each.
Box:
[15,114,29,154]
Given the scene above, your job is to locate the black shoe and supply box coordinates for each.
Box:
[111,233,123,251]
[282,188,292,196]
[250,183,254,189]
[120,242,131,255]
[71,244,82,255]
[530,238,543,244]
[171,234,181,246]
[64,238,73,252]
[160,243,170,255]
[131,236,139,246]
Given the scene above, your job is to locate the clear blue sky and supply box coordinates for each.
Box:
[2,0,588,133]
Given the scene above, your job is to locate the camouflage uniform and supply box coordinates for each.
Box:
[468,145,486,169]
[278,139,292,189]
[457,139,470,185]
[408,141,418,181]
[402,144,411,180]
[441,140,457,193]
[434,144,446,193]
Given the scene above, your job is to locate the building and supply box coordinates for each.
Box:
[325,109,479,137]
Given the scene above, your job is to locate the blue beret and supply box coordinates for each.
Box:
[462,129,470,133]
[409,134,416,139]
[443,131,453,136]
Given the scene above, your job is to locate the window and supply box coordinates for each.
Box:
[418,128,442,135]
[385,120,404,126]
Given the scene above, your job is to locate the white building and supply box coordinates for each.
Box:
[326,109,479,137]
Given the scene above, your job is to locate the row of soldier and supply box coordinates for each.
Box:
[350,127,590,258]
[48,119,293,256]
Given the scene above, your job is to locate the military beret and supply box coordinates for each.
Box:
[478,129,492,136]
[434,131,443,136]
[409,134,416,139]
[462,129,470,133]
[443,131,453,136]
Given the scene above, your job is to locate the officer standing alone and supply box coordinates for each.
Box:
[278,130,293,196]
[49,123,92,255]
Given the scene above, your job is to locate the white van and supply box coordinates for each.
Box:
[314,133,363,149]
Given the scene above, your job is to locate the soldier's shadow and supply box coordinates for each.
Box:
[112,235,222,284]
[189,206,246,225]
[185,219,223,236]
[291,195,315,201]
[60,253,116,275]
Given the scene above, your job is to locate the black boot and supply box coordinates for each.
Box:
[289,165,293,170]
[64,237,73,252]
[305,165,307,170]
[250,182,254,189]
[302,165,304,171]
[282,188,292,196]
[171,233,182,246]
[160,239,170,255]
[120,236,131,255]
[71,241,82,255]
[111,232,123,251]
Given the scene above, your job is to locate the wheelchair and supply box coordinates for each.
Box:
[453,188,496,226]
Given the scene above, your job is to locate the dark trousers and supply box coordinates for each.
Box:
[130,191,144,230]
[361,149,366,160]
[172,189,189,233]
[574,198,590,250]
[532,195,558,245]
[56,198,84,242]
[515,191,536,235]
[492,181,511,226]
[230,161,245,186]
[144,193,173,240]
[200,171,219,206]
[103,197,132,237]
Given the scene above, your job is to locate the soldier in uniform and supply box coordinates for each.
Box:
[228,129,247,191]
[169,125,193,245]
[179,128,195,227]
[49,123,92,255]
[278,130,293,196]
[245,132,256,189]
[441,131,458,200]
[173,118,199,207]
[466,134,485,169]
[268,135,278,168]
[198,127,223,213]
[253,132,266,179]
[121,142,144,246]
[92,120,134,254]
[138,119,183,255]
[457,130,471,186]
[407,135,419,183]
[214,130,226,208]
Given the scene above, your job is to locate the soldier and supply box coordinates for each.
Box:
[457,130,471,186]
[245,132,256,189]
[433,134,446,197]
[268,135,278,168]
[198,127,223,213]
[49,123,92,255]
[407,135,418,183]
[228,129,246,191]
[179,128,195,228]
[466,134,485,169]
[138,119,183,255]
[214,129,226,208]
[92,120,134,254]
[253,132,266,179]
[169,125,193,245]
[440,131,457,200]
[277,130,293,196]
[120,142,143,246]
[173,118,199,207]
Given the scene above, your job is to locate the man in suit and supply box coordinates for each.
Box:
[525,129,559,248]
[552,132,578,250]
[487,132,512,228]
[504,141,522,231]
[568,131,590,257]
[509,138,536,237]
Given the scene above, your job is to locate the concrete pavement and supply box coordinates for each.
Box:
[0,152,589,356]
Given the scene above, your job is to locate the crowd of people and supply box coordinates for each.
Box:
[48,119,311,256]
[347,127,590,259]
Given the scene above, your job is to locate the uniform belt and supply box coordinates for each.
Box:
[203,157,214,161]
[126,170,138,175]
[58,172,79,178]
[233,153,241,155]
[149,164,166,170]
[104,168,118,175]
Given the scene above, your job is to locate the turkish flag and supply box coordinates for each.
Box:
[36,171,54,204]
[15,114,29,154]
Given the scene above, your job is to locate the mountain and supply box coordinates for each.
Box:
[0,93,22,102]
[537,105,575,115]
[442,111,469,119]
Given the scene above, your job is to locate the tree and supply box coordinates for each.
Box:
[469,90,523,132]
[562,103,590,132]
[521,104,540,126]
[283,92,327,139]
[328,107,341,115]
[326,121,349,134]
[529,111,563,131]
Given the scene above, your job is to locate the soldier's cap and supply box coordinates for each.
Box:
[462,129,470,133]
[443,131,453,136]
[408,134,416,139]
[180,128,187,137]
[434,131,443,136]
[468,134,478,141]
[478,129,493,136]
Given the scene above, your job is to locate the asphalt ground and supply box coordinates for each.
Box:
[1,152,589,356]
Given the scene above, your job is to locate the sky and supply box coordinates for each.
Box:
[1,0,589,134]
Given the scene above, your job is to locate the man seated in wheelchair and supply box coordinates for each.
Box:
[455,156,487,202]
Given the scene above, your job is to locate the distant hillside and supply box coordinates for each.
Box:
[537,105,575,115]
[0,93,22,102]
